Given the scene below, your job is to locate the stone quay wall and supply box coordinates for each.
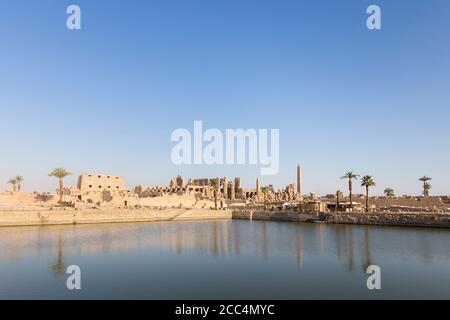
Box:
[0,208,232,227]
[232,210,322,223]
[327,211,450,228]
[232,210,450,228]
[1,208,449,228]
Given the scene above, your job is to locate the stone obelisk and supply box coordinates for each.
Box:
[297,164,303,197]
[256,178,260,196]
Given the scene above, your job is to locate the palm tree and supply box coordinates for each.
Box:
[49,168,71,203]
[384,188,395,197]
[8,178,17,192]
[336,190,344,208]
[15,176,24,192]
[361,175,376,212]
[340,171,359,208]
[419,176,432,197]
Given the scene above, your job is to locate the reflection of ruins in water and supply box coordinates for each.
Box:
[0,221,449,274]
[295,232,303,269]
[51,232,65,276]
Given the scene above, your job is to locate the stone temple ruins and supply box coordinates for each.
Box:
[1,164,449,213]
[55,166,316,211]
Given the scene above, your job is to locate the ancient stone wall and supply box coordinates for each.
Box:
[327,211,450,228]
[0,208,232,227]
[348,196,448,210]
[77,173,125,193]
[232,210,450,228]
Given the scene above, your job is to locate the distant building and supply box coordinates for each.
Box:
[77,173,125,193]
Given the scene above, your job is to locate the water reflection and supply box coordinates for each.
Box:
[295,232,303,269]
[363,227,372,271]
[51,232,65,276]
[1,220,449,273]
[346,226,354,272]
[1,220,450,299]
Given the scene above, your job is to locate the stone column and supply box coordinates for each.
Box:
[235,177,241,190]
[230,180,235,200]
[256,178,260,196]
[215,177,220,196]
[223,177,228,199]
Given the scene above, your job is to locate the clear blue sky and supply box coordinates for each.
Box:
[1,0,449,196]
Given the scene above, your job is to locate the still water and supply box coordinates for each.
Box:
[0,220,449,299]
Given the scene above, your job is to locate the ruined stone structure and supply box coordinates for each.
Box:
[77,173,125,193]
[230,179,236,200]
[223,177,228,199]
[343,195,450,213]
[3,164,448,213]
[132,175,248,210]
[169,175,184,188]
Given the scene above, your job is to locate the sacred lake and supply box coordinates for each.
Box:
[0,220,449,299]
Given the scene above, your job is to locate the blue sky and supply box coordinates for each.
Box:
[1,0,449,195]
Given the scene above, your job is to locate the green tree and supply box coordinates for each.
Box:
[49,168,71,203]
[15,176,24,192]
[383,188,395,197]
[35,193,54,202]
[361,175,376,212]
[418,176,432,197]
[8,178,17,192]
[340,171,359,208]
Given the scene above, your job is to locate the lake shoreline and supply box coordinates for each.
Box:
[0,208,232,227]
[233,210,450,229]
[0,208,449,229]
